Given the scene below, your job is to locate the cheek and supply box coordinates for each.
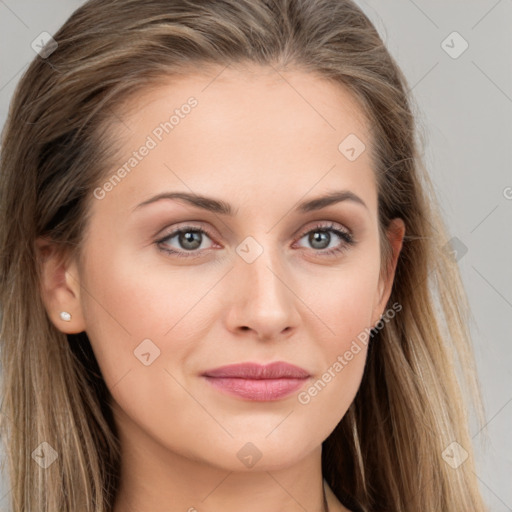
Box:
[78,234,229,400]
[78,245,211,449]
[300,275,374,397]
[304,256,380,342]
[295,341,368,454]
[77,237,180,383]
[81,234,219,331]
[293,259,379,418]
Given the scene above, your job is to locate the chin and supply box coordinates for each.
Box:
[194,434,321,473]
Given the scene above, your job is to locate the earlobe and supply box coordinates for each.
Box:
[35,237,87,334]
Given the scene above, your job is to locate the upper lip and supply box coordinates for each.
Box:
[202,361,310,379]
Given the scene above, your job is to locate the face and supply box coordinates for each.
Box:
[43,65,404,473]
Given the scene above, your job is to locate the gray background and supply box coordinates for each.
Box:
[0,0,511,510]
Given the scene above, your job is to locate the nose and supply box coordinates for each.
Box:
[224,243,300,341]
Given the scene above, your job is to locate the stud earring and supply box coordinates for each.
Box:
[59,311,72,322]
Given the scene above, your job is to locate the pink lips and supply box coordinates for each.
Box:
[202,362,310,401]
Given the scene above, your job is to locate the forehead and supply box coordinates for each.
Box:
[116,63,370,136]
[96,64,377,216]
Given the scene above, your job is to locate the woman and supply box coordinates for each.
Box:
[0,0,488,511]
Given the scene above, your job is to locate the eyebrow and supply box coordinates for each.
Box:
[133,189,368,215]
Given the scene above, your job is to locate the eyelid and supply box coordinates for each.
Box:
[156,220,352,244]
[156,221,216,239]
[295,220,353,241]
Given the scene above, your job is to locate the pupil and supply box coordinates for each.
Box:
[310,231,329,249]
[180,231,201,250]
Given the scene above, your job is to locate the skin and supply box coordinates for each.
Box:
[37,64,405,512]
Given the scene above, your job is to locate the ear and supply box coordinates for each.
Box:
[372,217,406,324]
[35,237,87,334]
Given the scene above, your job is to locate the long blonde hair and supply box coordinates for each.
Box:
[0,0,487,510]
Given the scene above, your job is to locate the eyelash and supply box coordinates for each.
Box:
[156,221,356,259]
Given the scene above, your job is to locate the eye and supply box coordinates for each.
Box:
[155,221,356,260]
[156,224,216,258]
[294,222,355,257]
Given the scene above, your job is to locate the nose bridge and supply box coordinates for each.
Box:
[228,234,299,337]
[237,235,288,305]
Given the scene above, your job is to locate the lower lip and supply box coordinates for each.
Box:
[203,376,308,401]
